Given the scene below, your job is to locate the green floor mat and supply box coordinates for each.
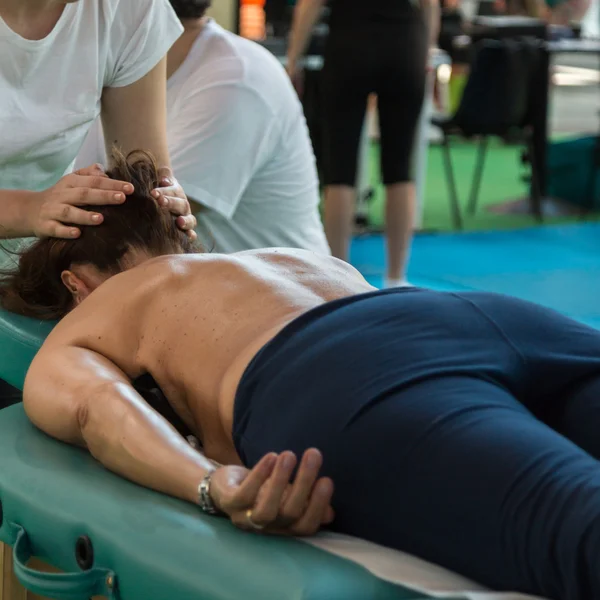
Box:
[366,138,592,232]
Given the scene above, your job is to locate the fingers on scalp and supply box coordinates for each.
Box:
[58,204,73,221]
[51,223,80,239]
[54,204,99,226]
[89,176,105,189]
[178,215,197,231]
[73,174,128,194]
[167,197,190,216]
[79,165,106,177]
[70,188,124,206]
[78,186,90,202]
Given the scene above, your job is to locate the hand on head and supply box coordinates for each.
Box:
[28,164,131,239]
[152,167,197,240]
[30,162,197,240]
[210,449,335,536]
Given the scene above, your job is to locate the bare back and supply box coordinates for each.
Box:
[43,249,375,464]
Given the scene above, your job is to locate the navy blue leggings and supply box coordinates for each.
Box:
[233,288,600,600]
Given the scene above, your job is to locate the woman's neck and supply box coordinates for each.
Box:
[0,0,69,40]
[1,0,65,14]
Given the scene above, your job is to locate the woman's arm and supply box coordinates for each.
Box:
[23,341,333,534]
[23,344,212,503]
[101,57,196,235]
[286,0,326,75]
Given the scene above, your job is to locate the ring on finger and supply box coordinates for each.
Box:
[246,509,265,531]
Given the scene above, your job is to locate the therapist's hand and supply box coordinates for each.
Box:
[29,164,133,239]
[210,449,335,536]
[152,168,197,240]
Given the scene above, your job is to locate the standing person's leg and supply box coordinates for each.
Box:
[321,35,371,262]
[376,25,427,286]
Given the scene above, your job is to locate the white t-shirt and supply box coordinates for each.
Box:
[77,20,330,255]
[0,0,183,193]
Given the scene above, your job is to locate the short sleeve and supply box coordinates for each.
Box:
[105,0,183,88]
[169,85,279,220]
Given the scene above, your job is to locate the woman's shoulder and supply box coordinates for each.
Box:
[87,0,180,34]
[93,0,182,88]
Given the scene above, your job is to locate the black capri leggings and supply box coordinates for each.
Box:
[234,288,600,599]
[321,23,428,186]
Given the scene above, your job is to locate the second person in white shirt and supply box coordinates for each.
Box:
[77,1,330,256]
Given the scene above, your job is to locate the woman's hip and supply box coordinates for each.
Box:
[231,288,522,465]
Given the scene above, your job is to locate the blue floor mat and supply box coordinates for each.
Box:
[350,223,600,328]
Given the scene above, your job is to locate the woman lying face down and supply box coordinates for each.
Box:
[0,150,197,320]
[5,152,600,600]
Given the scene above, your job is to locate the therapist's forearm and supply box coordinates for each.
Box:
[0,189,38,238]
[101,58,171,169]
[287,0,326,65]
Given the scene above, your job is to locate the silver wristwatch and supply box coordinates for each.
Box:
[197,471,219,515]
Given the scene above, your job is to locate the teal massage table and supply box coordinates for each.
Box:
[0,308,543,600]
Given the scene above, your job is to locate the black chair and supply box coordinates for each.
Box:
[432,37,543,229]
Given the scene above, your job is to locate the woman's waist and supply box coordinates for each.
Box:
[218,310,318,439]
[232,288,424,406]
[232,288,519,410]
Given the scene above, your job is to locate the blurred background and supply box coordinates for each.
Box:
[208,0,599,234]
[205,0,600,320]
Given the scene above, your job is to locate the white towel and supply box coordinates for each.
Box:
[303,533,546,600]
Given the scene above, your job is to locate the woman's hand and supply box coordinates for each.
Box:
[152,168,197,240]
[210,449,335,536]
[28,164,133,239]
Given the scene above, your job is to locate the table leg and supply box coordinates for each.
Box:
[413,69,436,230]
[0,543,27,600]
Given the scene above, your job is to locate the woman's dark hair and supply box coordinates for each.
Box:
[0,149,199,321]
[169,0,212,19]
